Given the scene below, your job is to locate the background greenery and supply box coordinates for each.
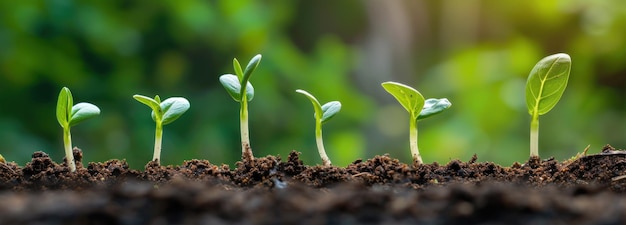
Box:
[0,1,624,169]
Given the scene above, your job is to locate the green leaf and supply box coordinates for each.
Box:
[134,94,162,122]
[69,102,101,126]
[219,74,254,102]
[233,58,244,79]
[241,54,262,88]
[160,97,190,125]
[56,87,73,127]
[154,95,161,104]
[133,95,161,111]
[381,82,425,119]
[238,54,261,101]
[418,98,452,120]
[525,53,571,116]
[296,89,323,120]
[321,101,341,123]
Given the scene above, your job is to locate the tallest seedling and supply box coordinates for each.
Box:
[56,87,100,172]
[525,53,571,157]
[219,54,262,161]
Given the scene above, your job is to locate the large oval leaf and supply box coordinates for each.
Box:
[381,81,425,119]
[69,102,101,126]
[418,98,452,120]
[219,74,254,102]
[160,97,190,125]
[525,53,571,116]
[56,87,73,127]
[321,101,341,123]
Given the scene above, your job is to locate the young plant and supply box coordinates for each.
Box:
[382,82,451,165]
[133,94,190,165]
[295,89,342,166]
[0,154,5,164]
[219,54,262,161]
[56,87,100,172]
[525,53,571,158]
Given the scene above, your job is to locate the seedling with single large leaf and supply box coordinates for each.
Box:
[56,87,100,172]
[296,89,341,166]
[382,82,451,165]
[525,53,571,158]
[133,94,190,164]
[219,54,262,161]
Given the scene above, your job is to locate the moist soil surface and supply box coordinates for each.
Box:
[1,145,626,224]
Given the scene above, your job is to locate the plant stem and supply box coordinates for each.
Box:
[153,121,163,164]
[63,127,76,172]
[315,119,331,166]
[530,115,539,157]
[240,101,253,161]
[409,117,423,165]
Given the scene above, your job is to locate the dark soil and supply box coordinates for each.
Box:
[1,145,626,224]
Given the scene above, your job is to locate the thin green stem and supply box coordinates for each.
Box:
[530,115,539,157]
[153,121,163,164]
[409,117,422,165]
[240,100,253,161]
[315,119,331,166]
[63,126,76,172]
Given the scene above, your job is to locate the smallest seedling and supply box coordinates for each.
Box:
[0,154,5,164]
[296,89,341,166]
[57,87,101,172]
[133,94,190,165]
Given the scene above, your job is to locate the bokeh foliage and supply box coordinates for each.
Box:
[0,1,624,169]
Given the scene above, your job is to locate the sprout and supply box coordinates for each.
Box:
[295,89,341,166]
[0,154,5,164]
[133,94,190,165]
[219,54,262,162]
[525,53,571,158]
[56,87,101,172]
[382,81,451,165]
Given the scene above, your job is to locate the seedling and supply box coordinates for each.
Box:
[56,87,100,172]
[133,94,190,164]
[295,89,342,166]
[0,154,5,164]
[382,82,451,165]
[525,53,571,158]
[219,54,262,161]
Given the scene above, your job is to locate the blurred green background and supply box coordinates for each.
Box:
[0,1,624,169]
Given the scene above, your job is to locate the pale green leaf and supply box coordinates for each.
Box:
[321,101,341,123]
[525,53,571,116]
[239,54,261,101]
[160,97,190,125]
[381,81,425,119]
[69,102,101,126]
[241,54,262,87]
[219,74,254,102]
[418,98,452,120]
